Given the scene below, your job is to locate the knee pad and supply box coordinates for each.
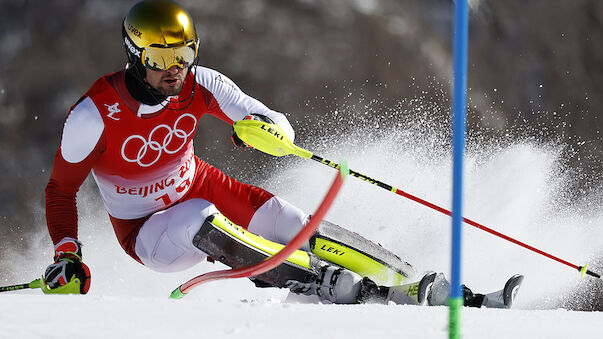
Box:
[248,196,309,249]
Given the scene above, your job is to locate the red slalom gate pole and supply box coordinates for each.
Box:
[310,155,601,279]
[394,188,598,276]
[170,162,349,299]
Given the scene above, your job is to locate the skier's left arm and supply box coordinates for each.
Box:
[193,66,295,142]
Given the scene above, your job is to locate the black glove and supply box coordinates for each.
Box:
[43,238,91,294]
[231,114,274,147]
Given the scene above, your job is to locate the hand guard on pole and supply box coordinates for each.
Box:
[43,238,91,294]
[231,114,274,148]
[232,118,313,158]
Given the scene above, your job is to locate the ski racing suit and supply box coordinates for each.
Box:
[46,65,308,269]
[46,65,422,304]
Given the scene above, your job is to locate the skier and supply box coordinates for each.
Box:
[43,0,522,307]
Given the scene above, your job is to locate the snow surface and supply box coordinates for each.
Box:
[3,108,603,338]
[2,293,603,338]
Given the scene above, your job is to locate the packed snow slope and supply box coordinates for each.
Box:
[2,103,603,338]
[2,293,603,339]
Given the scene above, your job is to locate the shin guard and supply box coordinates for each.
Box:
[310,220,416,286]
[192,213,320,288]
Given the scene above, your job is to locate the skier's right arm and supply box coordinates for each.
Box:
[45,147,101,243]
[44,97,105,293]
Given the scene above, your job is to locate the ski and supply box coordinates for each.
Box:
[483,274,524,309]
[382,272,436,305]
[383,272,524,308]
[503,274,524,308]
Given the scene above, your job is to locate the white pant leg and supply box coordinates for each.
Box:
[135,198,217,273]
[247,196,310,250]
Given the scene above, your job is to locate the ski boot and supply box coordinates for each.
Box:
[286,264,424,305]
[285,264,365,304]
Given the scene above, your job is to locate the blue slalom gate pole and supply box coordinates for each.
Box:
[449,0,468,338]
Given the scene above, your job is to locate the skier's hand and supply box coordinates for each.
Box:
[231,114,274,148]
[43,238,91,294]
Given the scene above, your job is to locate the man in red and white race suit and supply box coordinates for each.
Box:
[44,64,309,292]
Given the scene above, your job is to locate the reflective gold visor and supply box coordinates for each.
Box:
[142,42,197,71]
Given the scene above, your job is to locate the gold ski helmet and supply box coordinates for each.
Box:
[123,0,199,71]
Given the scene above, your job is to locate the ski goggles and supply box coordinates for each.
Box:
[141,41,198,71]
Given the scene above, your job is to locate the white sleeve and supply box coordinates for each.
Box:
[60,97,105,163]
[194,66,295,141]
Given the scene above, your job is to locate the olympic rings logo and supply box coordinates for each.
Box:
[121,113,197,167]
